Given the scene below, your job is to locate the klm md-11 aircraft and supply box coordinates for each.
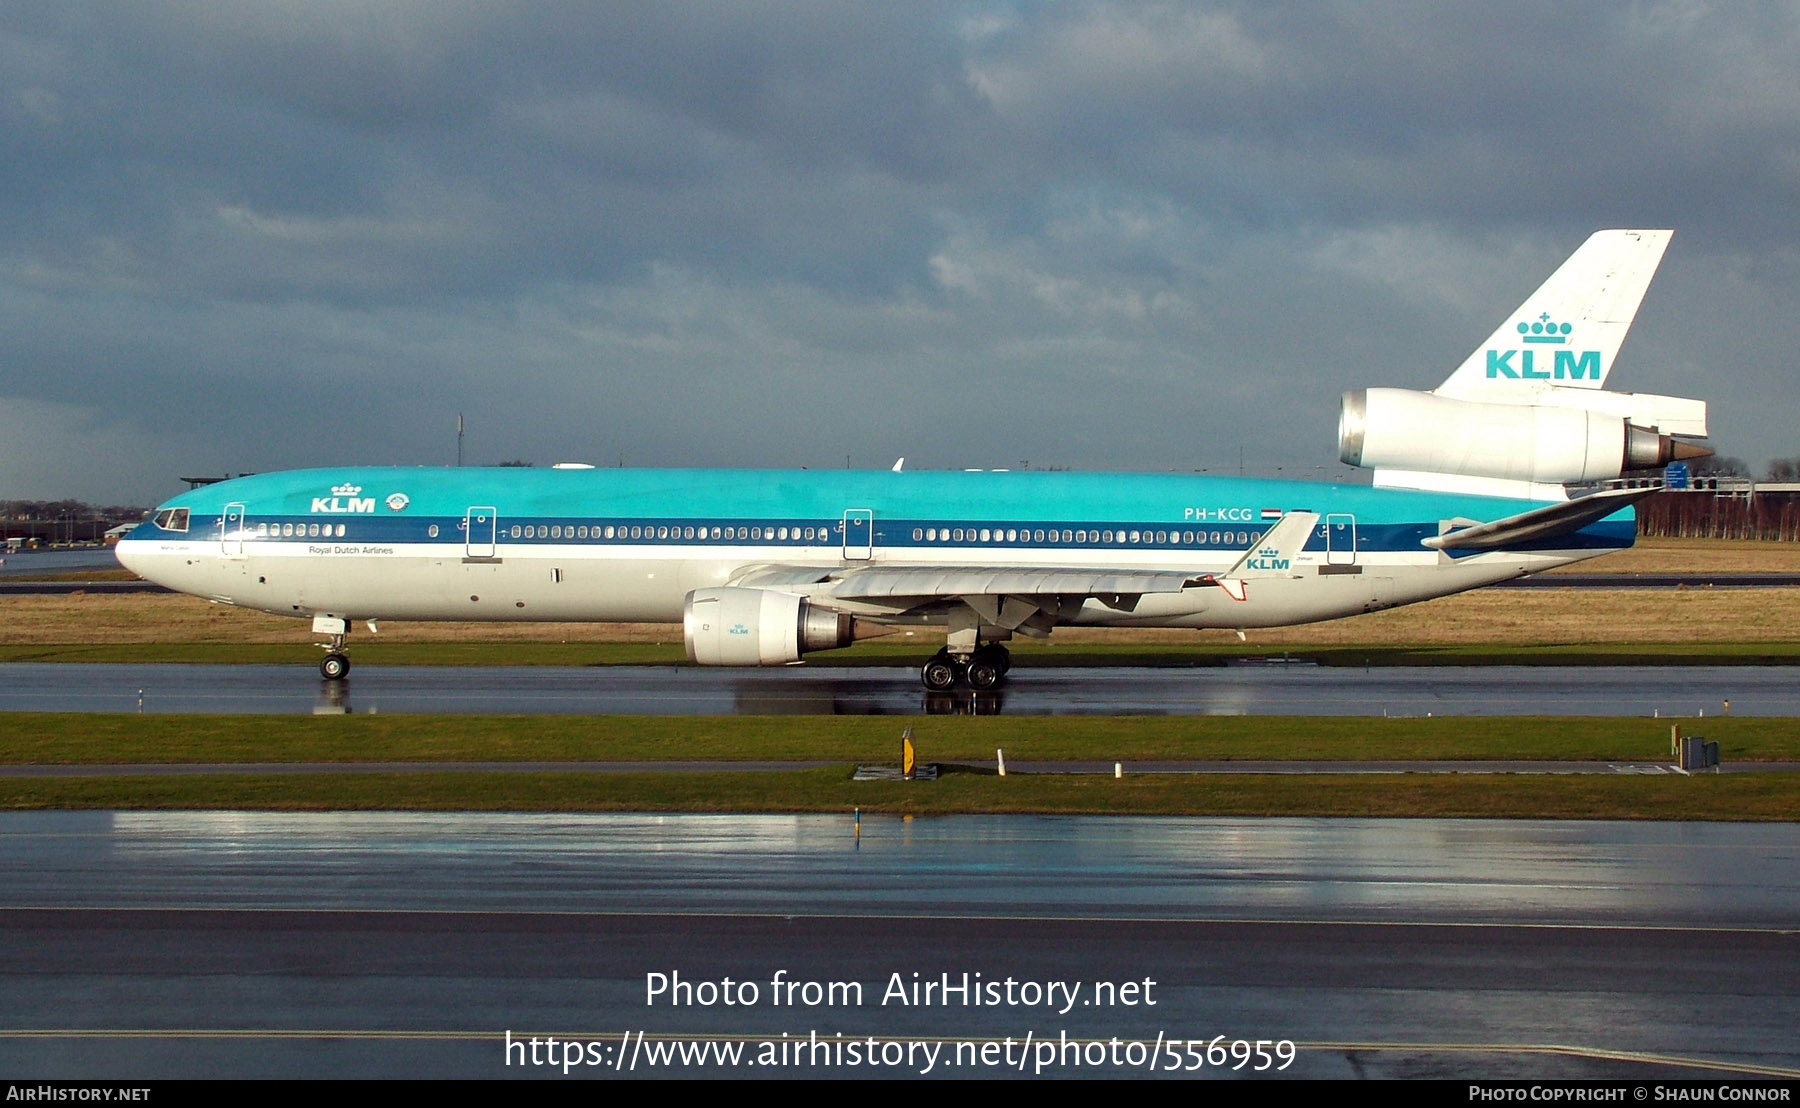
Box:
[119,230,1709,689]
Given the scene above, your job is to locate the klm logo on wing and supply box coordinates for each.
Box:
[1243,546,1290,571]
[1485,312,1601,381]
[311,483,376,514]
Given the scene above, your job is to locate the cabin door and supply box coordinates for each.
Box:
[222,502,247,558]
[465,506,497,558]
[1326,513,1357,566]
[842,509,873,560]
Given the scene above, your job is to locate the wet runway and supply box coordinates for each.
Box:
[1,811,1796,1079]
[0,548,121,578]
[0,661,1788,716]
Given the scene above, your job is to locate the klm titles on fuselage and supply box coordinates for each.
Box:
[308,486,408,514]
[311,495,376,514]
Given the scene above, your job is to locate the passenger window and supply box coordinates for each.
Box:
[428,524,439,538]
[335,524,345,537]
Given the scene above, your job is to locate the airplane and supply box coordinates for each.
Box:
[117,229,1710,689]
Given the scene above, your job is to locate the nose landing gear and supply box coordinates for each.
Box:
[314,615,352,681]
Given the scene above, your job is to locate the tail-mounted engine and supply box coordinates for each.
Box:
[683,587,855,666]
[1339,388,1710,488]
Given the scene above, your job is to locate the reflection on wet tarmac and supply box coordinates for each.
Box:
[0,661,1794,717]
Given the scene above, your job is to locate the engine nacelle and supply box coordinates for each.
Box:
[683,587,854,666]
[1339,388,1704,485]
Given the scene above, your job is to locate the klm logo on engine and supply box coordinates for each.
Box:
[1486,313,1600,381]
[729,623,750,636]
[1243,547,1290,571]
[311,484,376,514]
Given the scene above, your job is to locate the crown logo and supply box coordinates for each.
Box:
[331,484,363,497]
[1516,312,1571,344]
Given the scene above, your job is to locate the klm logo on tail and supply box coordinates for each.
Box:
[1486,313,1601,381]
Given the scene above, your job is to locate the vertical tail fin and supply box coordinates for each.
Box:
[1435,229,1672,400]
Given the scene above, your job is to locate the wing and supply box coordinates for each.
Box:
[730,563,1208,631]
[728,512,1324,630]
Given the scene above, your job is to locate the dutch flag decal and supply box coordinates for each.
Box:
[1260,508,1284,521]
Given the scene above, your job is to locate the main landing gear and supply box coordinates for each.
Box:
[920,644,1011,691]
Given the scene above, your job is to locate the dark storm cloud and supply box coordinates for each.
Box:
[2,2,1798,502]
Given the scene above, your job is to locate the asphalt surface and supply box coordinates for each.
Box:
[0,661,1788,716]
[2,811,1797,1079]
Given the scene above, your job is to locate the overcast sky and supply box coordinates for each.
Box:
[4,2,1799,504]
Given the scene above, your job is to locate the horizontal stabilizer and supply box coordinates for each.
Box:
[1422,488,1652,552]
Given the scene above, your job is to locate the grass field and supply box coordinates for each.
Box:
[4,768,1789,821]
[1,713,1791,820]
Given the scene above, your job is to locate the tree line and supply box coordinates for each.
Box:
[1,499,148,522]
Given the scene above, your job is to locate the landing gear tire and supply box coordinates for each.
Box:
[320,653,350,681]
[965,659,1002,690]
[921,655,960,692]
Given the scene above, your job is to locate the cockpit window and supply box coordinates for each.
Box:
[152,507,190,532]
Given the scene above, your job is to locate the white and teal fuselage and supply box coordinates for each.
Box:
[116,466,1634,633]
